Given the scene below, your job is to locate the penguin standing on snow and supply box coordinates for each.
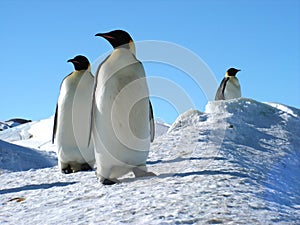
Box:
[53,55,95,173]
[91,30,155,185]
[215,68,241,100]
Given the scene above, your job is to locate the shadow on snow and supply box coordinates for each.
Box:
[0,182,77,195]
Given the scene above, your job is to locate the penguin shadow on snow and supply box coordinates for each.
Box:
[119,156,252,184]
[0,181,77,195]
[119,169,252,184]
[147,156,227,165]
[158,170,252,180]
[154,155,252,181]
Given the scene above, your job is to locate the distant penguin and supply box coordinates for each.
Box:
[92,30,155,185]
[215,68,241,100]
[53,55,95,173]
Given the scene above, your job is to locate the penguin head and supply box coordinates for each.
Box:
[67,55,90,71]
[226,68,241,77]
[95,30,136,55]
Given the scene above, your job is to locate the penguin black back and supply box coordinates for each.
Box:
[95,30,133,49]
[215,77,229,100]
[67,55,90,71]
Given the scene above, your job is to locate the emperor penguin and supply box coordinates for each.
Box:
[92,30,155,185]
[215,68,241,100]
[53,55,95,173]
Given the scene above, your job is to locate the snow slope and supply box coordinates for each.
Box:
[1,98,300,224]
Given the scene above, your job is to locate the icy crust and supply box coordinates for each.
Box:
[1,98,300,224]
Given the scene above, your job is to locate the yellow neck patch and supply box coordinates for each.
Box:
[129,40,136,55]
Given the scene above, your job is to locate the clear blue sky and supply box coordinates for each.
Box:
[1,0,299,124]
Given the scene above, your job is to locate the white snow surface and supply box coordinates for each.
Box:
[1,98,300,224]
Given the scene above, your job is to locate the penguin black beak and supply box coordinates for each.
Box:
[67,59,73,63]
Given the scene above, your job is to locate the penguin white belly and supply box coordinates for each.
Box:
[224,78,241,100]
[56,71,95,168]
[93,49,150,179]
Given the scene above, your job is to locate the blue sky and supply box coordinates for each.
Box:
[1,0,299,124]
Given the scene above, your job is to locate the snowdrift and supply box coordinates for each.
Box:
[1,98,299,224]
[0,140,56,172]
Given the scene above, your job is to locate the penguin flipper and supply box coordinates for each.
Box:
[52,104,58,144]
[149,100,155,142]
[215,77,229,100]
[87,91,94,147]
[88,55,110,146]
[53,72,73,144]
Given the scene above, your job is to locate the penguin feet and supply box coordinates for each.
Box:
[95,172,119,185]
[61,163,93,174]
[100,177,120,185]
[102,179,118,185]
[133,167,157,178]
[61,165,73,174]
[81,163,93,171]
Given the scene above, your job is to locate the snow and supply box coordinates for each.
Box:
[1,98,300,224]
[154,120,170,138]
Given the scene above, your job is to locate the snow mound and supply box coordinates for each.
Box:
[0,117,57,172]
[206,98,300,207]
[150,98,300,222]
[0,139,56,172]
